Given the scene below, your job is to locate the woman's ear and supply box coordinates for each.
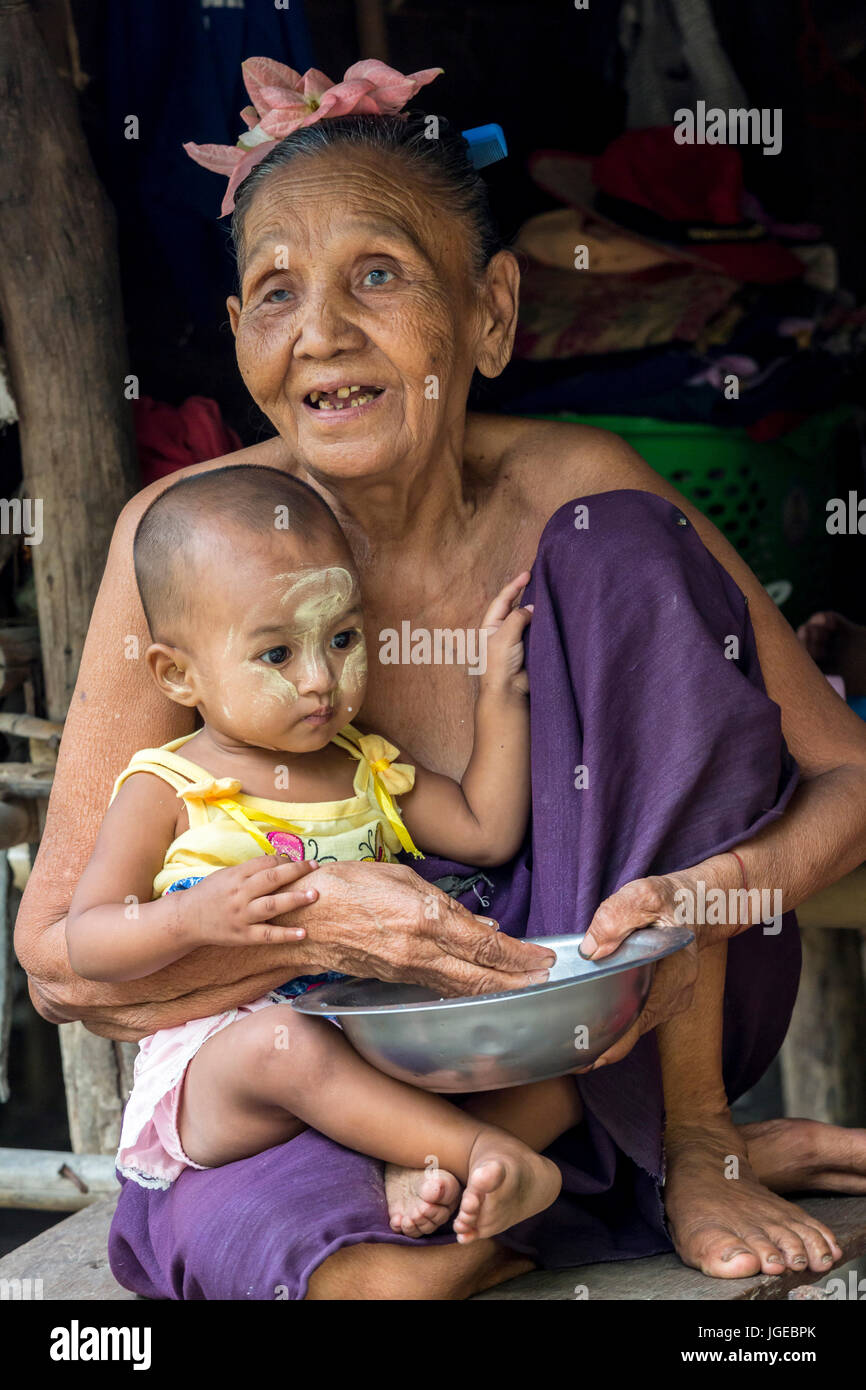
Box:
[227,296,241,336]
[146,644,199,708]
[475,250,520,380]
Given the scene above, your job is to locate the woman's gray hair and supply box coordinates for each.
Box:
[230,112,504,281]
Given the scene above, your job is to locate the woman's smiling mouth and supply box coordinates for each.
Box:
[302,384,385,419]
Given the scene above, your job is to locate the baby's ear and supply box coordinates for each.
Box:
[146,643,198,707]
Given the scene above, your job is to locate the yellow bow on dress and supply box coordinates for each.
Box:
[349,733,422,859]
[177,775,305,854]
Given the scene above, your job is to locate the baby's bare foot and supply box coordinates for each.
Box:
[452,1133,561,1244]
[385,1163,461,1238]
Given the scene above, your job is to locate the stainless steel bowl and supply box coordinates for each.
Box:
[292,927,693,1092]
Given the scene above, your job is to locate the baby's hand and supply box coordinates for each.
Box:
[479,572,532,697]
[170,855,319,948]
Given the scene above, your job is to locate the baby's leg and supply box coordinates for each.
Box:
[386,1076,581,1234]
[463,1076,583,1148]
[179,1005,561,1242]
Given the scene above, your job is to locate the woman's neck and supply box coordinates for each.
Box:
[299,429,479,567]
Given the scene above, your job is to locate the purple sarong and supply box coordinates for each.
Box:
[108,491,800,1298]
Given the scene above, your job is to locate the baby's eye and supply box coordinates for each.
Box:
[260,646,290,665]
[267,288,291,303]
[362,267,394,288]
[331,629,358,651]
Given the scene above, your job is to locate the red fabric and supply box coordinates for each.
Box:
[133,396,242,485]
[592,128,745,225]
[746,411,809,442]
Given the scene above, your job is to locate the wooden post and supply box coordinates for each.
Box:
[780,927,866,1126]
[0,0,138,1153]
[0,627,41,698]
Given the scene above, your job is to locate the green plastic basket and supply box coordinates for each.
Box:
[532,409,853,626]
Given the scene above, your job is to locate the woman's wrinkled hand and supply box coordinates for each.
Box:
[573,872,711,1070]
[294,859,557,996]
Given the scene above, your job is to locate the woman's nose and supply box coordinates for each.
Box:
[293,288,364,360]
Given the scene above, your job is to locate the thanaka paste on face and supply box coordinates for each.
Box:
[243,565,363,712]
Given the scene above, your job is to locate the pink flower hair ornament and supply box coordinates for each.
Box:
[183,57,444,217]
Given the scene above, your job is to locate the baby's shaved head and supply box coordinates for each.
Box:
[133,465,348,645]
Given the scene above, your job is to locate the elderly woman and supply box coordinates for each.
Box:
[15,73,866,1299]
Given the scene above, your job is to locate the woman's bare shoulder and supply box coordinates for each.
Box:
[466,412,671,514]
[120,435,298,526]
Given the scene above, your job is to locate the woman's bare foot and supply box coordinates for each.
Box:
[797,611,866,696]
[742,1117,866,1195]
[452,1133,561,1244]
[385,1163,461,1237]
[664,1114,844,1279]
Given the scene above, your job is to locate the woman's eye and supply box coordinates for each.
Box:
[331,630,357,651]
[260,646,290,665]
[267,288,291,303]
[362,267,394,288]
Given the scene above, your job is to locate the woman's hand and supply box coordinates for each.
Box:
[574,868,728,1070]
[294,859,557,995]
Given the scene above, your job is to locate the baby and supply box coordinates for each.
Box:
[67,464,580,1244]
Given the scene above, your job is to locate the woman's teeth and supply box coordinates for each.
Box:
[307,386,381,410]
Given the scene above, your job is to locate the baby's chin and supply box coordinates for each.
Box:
[282,713,349,751]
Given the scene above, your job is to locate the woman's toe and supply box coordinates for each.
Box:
[766,1227,809,1271]
[794,1221,840,1272]
[682,1225,762,1278]
[713,1244,762,1278]
[740,1230,788,1275]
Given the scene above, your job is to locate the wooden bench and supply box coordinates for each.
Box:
[1,1193,864,1301]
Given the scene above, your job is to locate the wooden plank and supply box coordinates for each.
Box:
[780,927,866,1125]
[473,1197,866,1300]
[0,1147,119,1211]
[3,1193,863,1302]
[797,866,866,929]
[0,763,54,797]
[0,711,64,745]
[59,1026,134,1156]
[0,1196,137,1300]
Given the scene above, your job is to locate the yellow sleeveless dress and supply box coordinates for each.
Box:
[115,723,421,1190]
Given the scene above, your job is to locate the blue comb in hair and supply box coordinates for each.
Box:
[461,123,508,170]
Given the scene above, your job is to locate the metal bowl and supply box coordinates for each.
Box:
[292,927,693,1092]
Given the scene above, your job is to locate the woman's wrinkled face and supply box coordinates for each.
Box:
[227,147,497,481]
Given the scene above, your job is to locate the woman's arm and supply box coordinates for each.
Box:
[523,423,866,1059]
[584,430,866,923]
[15,469,555,1039]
